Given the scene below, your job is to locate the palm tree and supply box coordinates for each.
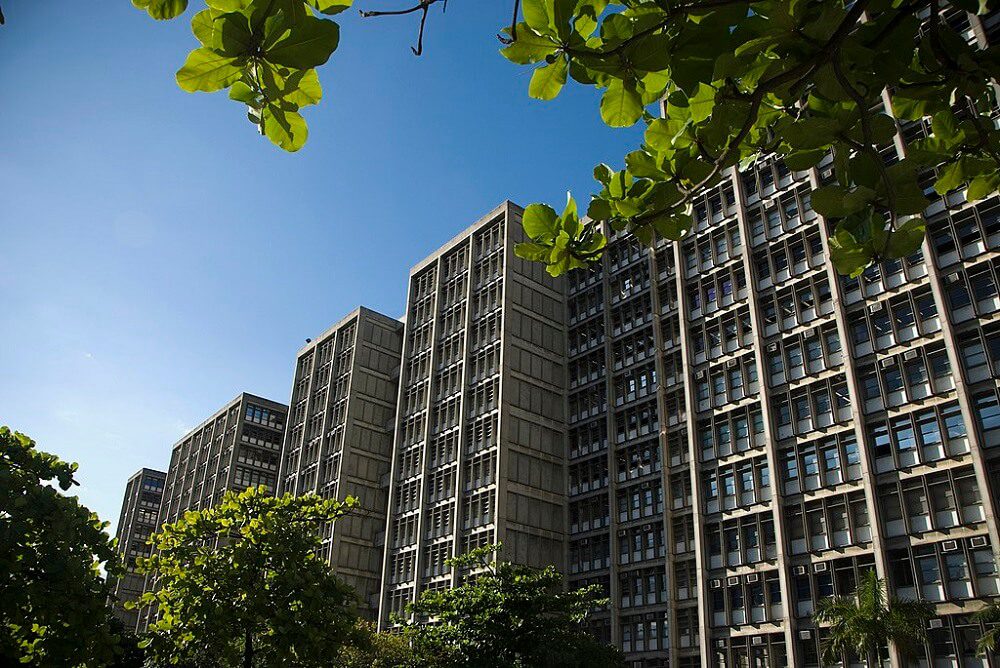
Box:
[973,598,1000,657]
[812,569,934,666]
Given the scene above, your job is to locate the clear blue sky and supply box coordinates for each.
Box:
[0,1,641,533]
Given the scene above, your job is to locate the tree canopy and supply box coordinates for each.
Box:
[397,544,623,668]
[134,485,359,668]
[0,426,121,666]
[812,569,934,665]
[131,0,1000,280]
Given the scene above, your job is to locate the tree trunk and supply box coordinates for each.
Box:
[244,629,253,668]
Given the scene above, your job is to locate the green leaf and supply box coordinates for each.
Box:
[229,81,257,104]
[811,185,876,218]
[521,0,553,34]
[261,66,323,108]
[687,83,715,124]
[191,9,222,47]
[265,16,340,70]
[500,24,560,64]
[781,117,840,150]
[522,204,560,239]
[135,0,188,20]
[529,58,568,100]
[176,48,244,93]
[651,213,692,241]
[587,198,612,220]
[884,217,926,260]
[262,105,308,152]
[304,0,353,15]
[205,0,249,9]
[828,223,874,277]
[216,12,253,56]
[600,79,643,128]
[784,149,827,170]
[967,171,1000,201]
[515,241,552,262]
[593,164,612,186]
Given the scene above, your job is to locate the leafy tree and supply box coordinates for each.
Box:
[132,0,1000,279]
[333,620,420,668]
[973,597,1000,657]
[0,426,121,666]
[812,569,934,666]
[133,485,359,668]
[398,544,623,668]
[107,614,147,668]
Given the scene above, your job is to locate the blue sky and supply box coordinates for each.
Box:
[0,1,641,533]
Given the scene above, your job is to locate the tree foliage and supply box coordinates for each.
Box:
[398,544,624,668]
[812,569,934,665]
[333,620,421,668]
[134,0,1000,279]
[133,485,359,668]
[973,597,1000,657]
[0,426,121,666]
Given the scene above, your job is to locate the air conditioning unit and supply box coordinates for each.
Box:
[752,636,765,646]
[746,573,760,583]
[970,536,989,548]
[946,273,960,284]
[728,576,740,586]
[768,342,779,352]
[928,618,944,629]
[814,562,828,573]
[696,369,706,379]
[794,565,807,575]
[799,630,813,640]
[618,529,627,537]
[869,302,884,312]
[941,540,958,552]
[880,358,897,369]
[728,359,738,368]
[711,578,723,589]
[903,349,919,360]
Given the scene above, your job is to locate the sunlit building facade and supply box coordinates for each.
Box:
[565,9,1000,667]
[379,201,570,628]
[278,306,404,618]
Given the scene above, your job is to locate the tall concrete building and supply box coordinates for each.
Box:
[157,393,288,527]
[564,10,1000,668]
[137,392,287,631]
[278,307,404,618]
[109,467,166,627]
[379,201,570,628]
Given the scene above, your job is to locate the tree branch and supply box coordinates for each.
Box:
[629,0,873,228]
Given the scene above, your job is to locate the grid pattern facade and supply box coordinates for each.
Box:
[379,201,569,628]
[157,393,287,526]
[137,392,287,631]
[109,468,165,628]
[278,307,404,617]
[566,11,1000,668]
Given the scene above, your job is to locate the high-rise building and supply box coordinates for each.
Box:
[378,201,570,628]
[565,11,1000,668]
[137,392,287,631]
[157,393,288,527]
[278,307,405,618]
[109,467,166,628]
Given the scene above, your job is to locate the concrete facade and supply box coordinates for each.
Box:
[379,201,570,628]
[564,11,1000,667]
[278,306,404,618]
[109,467,165,628]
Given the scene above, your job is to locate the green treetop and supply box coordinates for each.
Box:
[398,544,624,668]
[0,426,121,666]
[134,485,359,668]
